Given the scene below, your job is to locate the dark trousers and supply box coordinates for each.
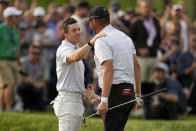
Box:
[103,83,135,131]
[17,83,45,111]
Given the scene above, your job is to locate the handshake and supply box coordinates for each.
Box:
[85,85,100,105]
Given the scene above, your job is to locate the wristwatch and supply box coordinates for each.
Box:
[88,42,93,47]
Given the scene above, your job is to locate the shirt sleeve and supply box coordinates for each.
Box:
[56,47,73,64]
[128,37,136,54]
[94,39,113,64]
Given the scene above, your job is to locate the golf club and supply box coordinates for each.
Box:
[82,88,167,126]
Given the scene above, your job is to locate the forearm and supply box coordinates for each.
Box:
[158,50,174,62]
[101,68,113,98]
[67,44,91,63]
[159,93,179,103]
[134,65,141,94]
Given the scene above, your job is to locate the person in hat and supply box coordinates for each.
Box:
[164,4,191,53]
[0,7,22,112]
[88,6,143,131]
[150,63,186,119]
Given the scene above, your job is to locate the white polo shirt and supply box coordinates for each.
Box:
[94,24,136,88]
[56,40,85,95]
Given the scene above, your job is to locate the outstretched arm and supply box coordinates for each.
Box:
[66,33,106,63]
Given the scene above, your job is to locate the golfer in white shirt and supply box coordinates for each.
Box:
[52,18,105,131]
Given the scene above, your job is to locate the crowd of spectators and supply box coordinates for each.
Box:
[0,0,196,120]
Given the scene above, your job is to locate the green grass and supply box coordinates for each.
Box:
[0,112,196,131]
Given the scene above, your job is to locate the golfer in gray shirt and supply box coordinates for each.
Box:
[52,18,105,131]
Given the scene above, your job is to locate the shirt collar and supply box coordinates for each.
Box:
[62,39,76,49]
[100,24,113,33]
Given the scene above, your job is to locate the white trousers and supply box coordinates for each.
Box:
[53,92,84,131]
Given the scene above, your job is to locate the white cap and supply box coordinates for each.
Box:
[33,7,46,17]
[172,4,182,11]
[3,7,22,18]
[156,63,169,72]
[117,10,125,18]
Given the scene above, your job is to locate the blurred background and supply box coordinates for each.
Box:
[0,0,196,130]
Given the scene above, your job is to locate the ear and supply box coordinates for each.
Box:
[62,30,68,37]
[92,19,96,25]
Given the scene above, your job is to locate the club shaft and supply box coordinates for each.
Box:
[86,88,167,119]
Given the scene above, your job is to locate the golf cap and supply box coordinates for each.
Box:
[154,63,169,72]
[33,7,46,17]
[109,1,120,12]
[3,7,22,18]
[172,4,182,11]
[89,6,110,20]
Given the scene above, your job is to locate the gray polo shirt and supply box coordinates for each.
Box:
[56,40,85,95]
[94,24,136,88]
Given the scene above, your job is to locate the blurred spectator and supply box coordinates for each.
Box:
[57,5,75,41]
[0,7,22,112]
[109,1,129,34]
[130,0,161,118]
[14,0,27,12]
[21,10,35,46]
[33,6,46,21]
[177,32,196,114]
[32,19,56,66]
[72,1,90,45]
[33,20,55,46]
[164,4,190,52]
[157,22,182,78]
[18,21,30,56]
[17,44,49,111]
[120,8,135,29]
[45,2,59,34]
[0,0,9,23]
[149,63,186,119]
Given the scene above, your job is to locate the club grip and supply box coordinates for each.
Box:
[141,88,167,99]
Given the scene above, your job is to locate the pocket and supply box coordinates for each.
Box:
[53,97,61,117]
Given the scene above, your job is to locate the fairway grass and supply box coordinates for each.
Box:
[0,112,196,131]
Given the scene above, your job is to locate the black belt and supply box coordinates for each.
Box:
[112,83,133,88]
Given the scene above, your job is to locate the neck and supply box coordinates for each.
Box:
[65,38,76,45]
[159,77,165,84]
[143,15,150,20]
[172,18,180,24]
[95,24,108,33]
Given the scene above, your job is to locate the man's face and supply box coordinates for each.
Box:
[29,48,41,63]
[78,8,89,18]
[153,69,165,84]
[139,1,151,17]
[190,35,196,50]
[65,23,81,44]
[89,19,97,33]
[171,9,182,20]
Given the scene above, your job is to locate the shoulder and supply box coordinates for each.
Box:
[180,51,192,59]
[57,42,73,56]
[166,77,181,87]
[132,16,143,24]
[0,23,7,32]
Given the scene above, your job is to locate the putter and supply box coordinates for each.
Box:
[82,88,167,126]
